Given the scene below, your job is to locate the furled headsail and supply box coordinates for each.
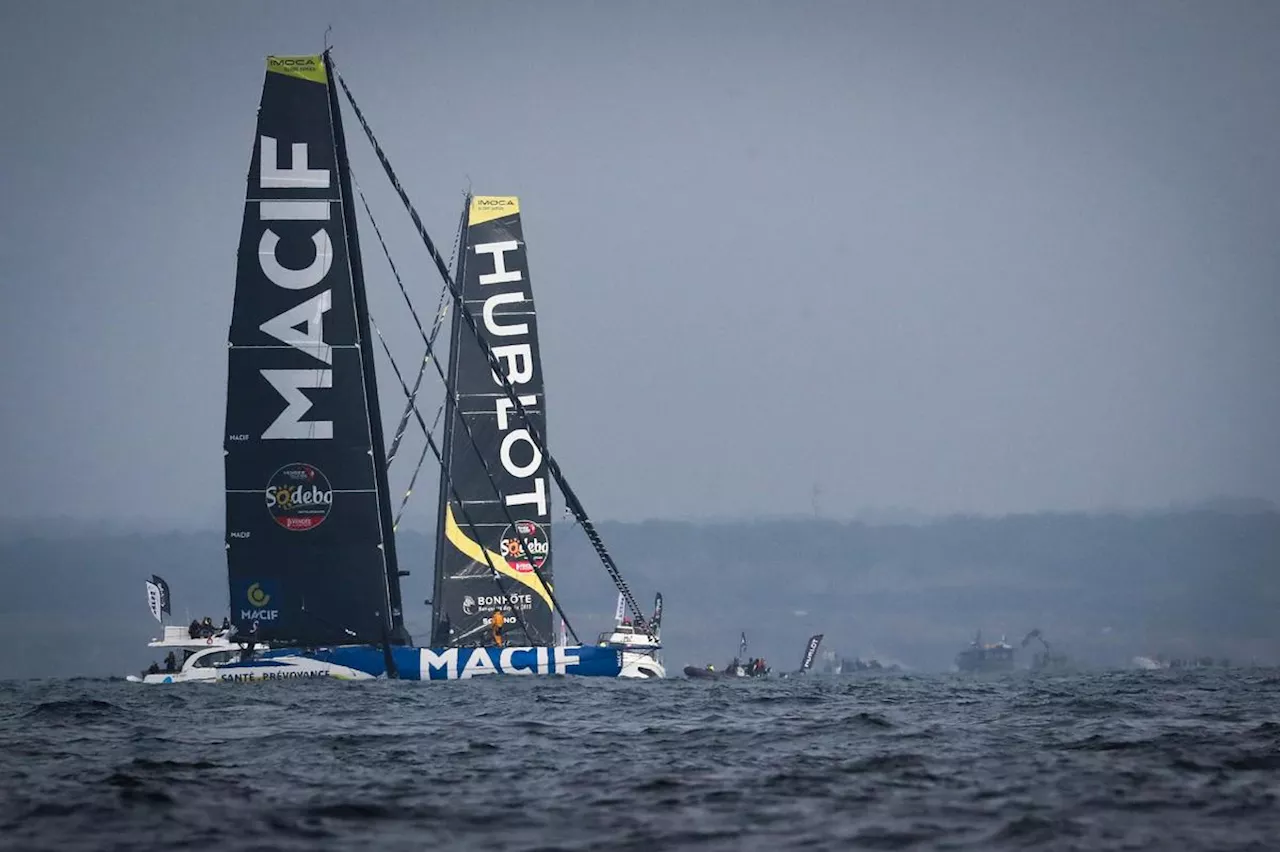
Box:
[431,196,555,647]
[224,54,406,647]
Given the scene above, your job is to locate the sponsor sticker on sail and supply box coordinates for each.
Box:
[468,195,519,225]
[241,580,280,622]
[265,54,327,84]
[264,462,333,531]
[499,520,548,573]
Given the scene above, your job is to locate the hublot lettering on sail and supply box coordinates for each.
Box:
[431,197,557,646]
[223,55,401,647]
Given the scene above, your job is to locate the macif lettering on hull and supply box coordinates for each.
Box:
[419,646,585,680]
[256,135,335,441]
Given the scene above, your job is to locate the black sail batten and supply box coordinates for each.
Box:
[332,65,653,634]
[223,53,403,648]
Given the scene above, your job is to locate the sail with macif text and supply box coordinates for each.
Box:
[431,196,555,647]
[223,54,406,648]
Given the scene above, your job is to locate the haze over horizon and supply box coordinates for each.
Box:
[2,1,1277,528]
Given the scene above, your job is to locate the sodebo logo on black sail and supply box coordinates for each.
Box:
[265,462,333,531]
[500,520,549,573]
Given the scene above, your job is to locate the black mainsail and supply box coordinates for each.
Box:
[224,54,406,647]
[431,196,555,647]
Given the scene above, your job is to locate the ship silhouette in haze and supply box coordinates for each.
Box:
[954,630,1016,673]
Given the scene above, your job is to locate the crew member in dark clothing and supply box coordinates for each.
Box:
[188,619,202,639]
[164,651,177,673]
[221,617,231,632]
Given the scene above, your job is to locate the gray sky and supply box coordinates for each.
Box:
[1,0,1277,527]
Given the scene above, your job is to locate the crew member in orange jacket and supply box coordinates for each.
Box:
[491,609,506,646]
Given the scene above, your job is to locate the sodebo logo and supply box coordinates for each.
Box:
[264,462,333,531]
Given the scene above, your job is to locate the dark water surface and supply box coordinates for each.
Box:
[1,669,1277,851]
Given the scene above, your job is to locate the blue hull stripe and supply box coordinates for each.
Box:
[276,644,623,680]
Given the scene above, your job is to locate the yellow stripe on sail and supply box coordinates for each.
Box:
[443,503,553,610]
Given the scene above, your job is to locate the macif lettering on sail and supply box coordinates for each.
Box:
[222,55,400,647]
[254,127,335,439]
[431,196,557,646]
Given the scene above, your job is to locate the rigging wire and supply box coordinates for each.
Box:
[332,61,654,637]
[348,169,583,647]
[350,176,447,531]
[367,311,553,647]
[355,175,581,639]
[358,176,458,468]
[387,200,461,530]
[351,168,577,646]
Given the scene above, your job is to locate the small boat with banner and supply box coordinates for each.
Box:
[683,632,822,679]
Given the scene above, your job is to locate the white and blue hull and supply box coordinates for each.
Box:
[129,643,661,684]
[318,644,627,680]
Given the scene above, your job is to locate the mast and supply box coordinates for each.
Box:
[223,53,405,647]
[322,50,407,644]
[429,203,467,645]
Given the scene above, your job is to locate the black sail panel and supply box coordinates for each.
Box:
[224,55,394,646]
[432,197,555,646]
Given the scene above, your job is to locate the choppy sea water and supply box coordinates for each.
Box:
[0,669,1277,851]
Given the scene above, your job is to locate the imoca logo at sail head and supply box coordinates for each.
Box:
[499,520,548,573]
[267,56,320,73]
[265,462,333,531]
